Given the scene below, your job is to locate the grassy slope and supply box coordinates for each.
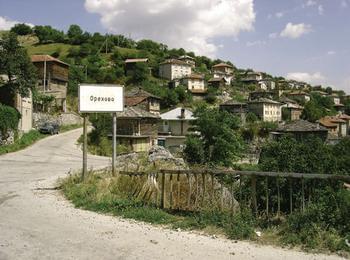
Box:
[18,34,142,60]
[0,125,82,155]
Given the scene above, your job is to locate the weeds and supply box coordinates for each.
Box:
[60,170,349,256]
[0,130,45,155]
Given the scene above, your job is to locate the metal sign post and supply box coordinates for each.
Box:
[79,84,124,181]
[112,113,117,176]
[82,114,88,180]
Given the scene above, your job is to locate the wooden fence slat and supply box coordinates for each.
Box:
[195,174,198,208]
[211,174,214,203]
[289,178,293,213]
[177,173,181,209]
[265,176,269,216]
[251,175,257,215]
[277,177,280,217]
[301,178,305,212]
[202,173,206,206]
[160,171,165,209]
[187,174,192,210]
[169,174,173,209]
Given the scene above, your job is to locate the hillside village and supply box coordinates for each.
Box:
[1,24,350,156]
[1,21,350,258]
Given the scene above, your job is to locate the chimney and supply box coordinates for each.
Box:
[180,108,185,119]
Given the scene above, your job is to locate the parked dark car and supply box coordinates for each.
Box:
[39,122,60,135]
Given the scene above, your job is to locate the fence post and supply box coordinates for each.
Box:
[277,177,281,217]
[177,173,181,209]
[265,176,269,216]
[289,178,293,213]
[301,178,305,212]
[202,173,206,206]
[169,174,173,209]
[160,171,165,209]
[251,175,257,215]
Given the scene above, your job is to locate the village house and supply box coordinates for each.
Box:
[280,96,303,121]
[219,101,248,124]
[124,58,149,76]
[287,80,308,90]
[318,116,347,138]
[0,76,33,133]
[158,107,195,152]
[248,98,282,122]
[271,120,328,141]
[212,63,234,85]
[286,91,311,104]
[181,74,206,93]
[330,94,345,112]
[178,55,196,68]
[311,90,328,97]
[258,79,276,91]
[159,59,192,80]
[338,114,350,135]
[208,77,227,89]
[249,90,274,101]
[31,55,69,112]
[116,107,160,152]
[125,88,161,115]
[241,71,263,83]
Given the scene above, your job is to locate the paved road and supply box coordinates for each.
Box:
[0,129,344,260]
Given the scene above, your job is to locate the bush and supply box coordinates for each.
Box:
[226,210,256,240]
[0,104,20,139]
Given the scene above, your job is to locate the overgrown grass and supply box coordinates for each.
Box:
[60,124,83,133]
[0,130,45,155]
[0,124,82,155]
[61,171,261,241]
[27,43,75,58]
[60,170,350,257]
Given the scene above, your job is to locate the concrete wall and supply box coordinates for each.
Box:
[14,92,33,133]
[182,78,205,91]
[159,63,191,80]
[249,103,281,122]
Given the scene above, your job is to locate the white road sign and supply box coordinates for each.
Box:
[79,84,124,113]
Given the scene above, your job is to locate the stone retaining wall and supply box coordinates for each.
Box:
[33,112,83,128]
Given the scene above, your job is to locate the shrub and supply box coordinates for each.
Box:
[226,210,256,240]
[0,104,20,139]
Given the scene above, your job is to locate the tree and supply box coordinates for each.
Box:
[184,135,205,164]
[33,25,64,43]
[184,106,244,167]
[67,24,84,45]
[301,94,336,122]
[259,136,335,174]
[325,86,333,95]
[130,63,149,83]
[10,23,32,35]
[0,33,37,97]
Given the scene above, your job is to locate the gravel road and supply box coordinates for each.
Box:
[0,129,345,260]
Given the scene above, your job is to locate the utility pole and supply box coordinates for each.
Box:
[43,55,47,92]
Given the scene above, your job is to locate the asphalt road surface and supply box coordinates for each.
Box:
[0,129,344,260]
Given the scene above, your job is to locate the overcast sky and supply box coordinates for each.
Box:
[0,0,349,93]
